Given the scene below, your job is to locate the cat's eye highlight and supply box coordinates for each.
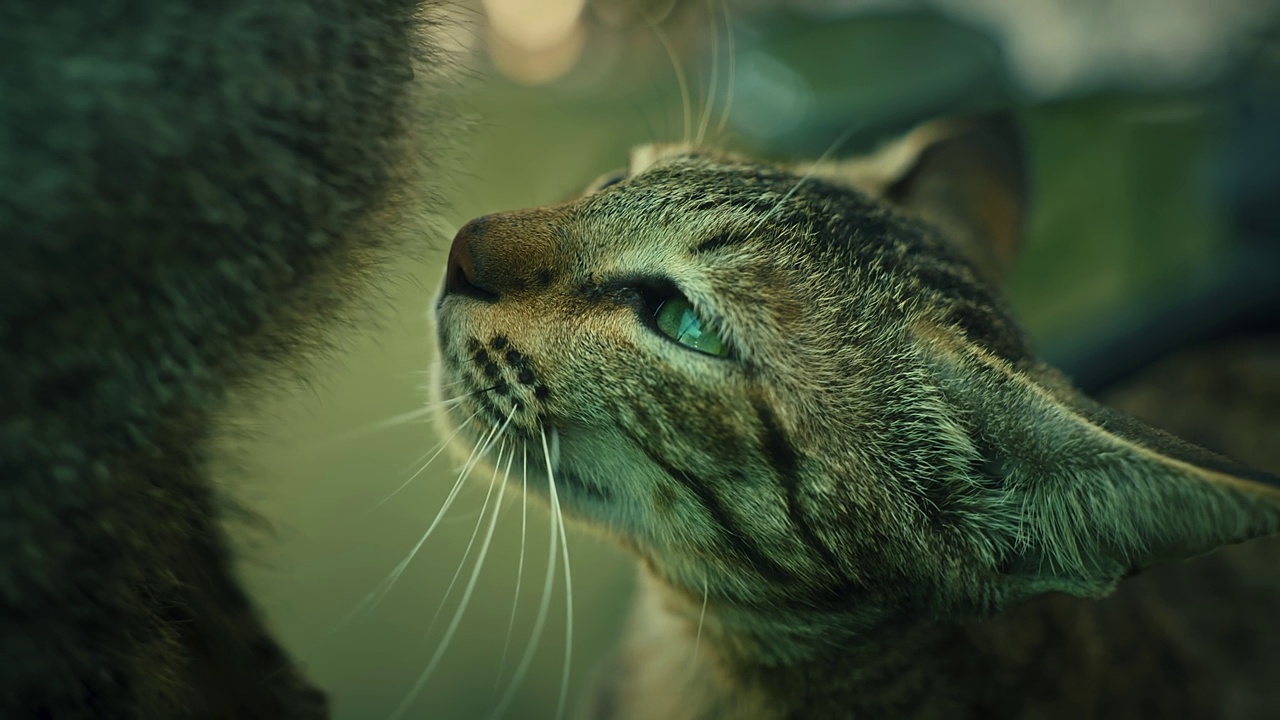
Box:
[653,296,729,357]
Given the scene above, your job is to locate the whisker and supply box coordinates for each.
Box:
[370,417,506,604]
[334,375,506,442]
[650,17,692,145]
[366,411,478,513]
[691,574,708,672]
[715,0,736,136]
[750,126,857,238]
[494,441,530,692]
[363,403,452,432]
[544,427,574,720]
[324,394,469,447]
[490,440,560,719]
[346,413,506,627]
[421,439,507,642]
[695,0,719,147]
[389,413,517,720]
[267,410,475,669]
[632,99,662,147]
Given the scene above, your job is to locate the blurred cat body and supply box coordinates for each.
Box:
[2,1,449,716]
[432,117,1280,719]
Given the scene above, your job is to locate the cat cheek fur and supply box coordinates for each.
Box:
[433,114,1280,718]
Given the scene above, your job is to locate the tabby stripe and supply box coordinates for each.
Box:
[691,232,744,255]
[620,428,797,585]
[752,400,847,575]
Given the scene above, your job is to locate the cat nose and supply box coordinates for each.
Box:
[445,216,500,300]
[443,211,558,300]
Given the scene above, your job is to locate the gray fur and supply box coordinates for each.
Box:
[2,2,448,716]
[433,119,1280,718]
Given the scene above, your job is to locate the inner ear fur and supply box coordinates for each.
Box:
[807,114,1027,287]
[920,330,1280,602]
[883,115,1026,287]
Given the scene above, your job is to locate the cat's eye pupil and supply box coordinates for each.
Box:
[653,296,728,357]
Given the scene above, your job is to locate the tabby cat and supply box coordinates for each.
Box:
[431,116,1280,719]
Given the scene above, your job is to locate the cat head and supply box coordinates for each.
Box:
[431,115,1280,625]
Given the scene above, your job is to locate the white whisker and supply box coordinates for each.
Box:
[318,417,502,640]
[494,443,529,691]
[356,413,507,620]
[691,574,708,672]
[548,424,561,471]
[389,418,515,720]
[372,416,505,600]
[490,440,560,719]
[544,427,574,720]
[695,0,719,147]
[374,399,462,429]
[335,391,471,440]
[421,440,507,641]
[650,19,692,145]
[715,0,736,136]
[750,127,857,238]
[367,411,478,513]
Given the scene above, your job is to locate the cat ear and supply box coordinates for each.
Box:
[922,334,1280,602]
[811,115,1027,286]
[884,115,1027,287]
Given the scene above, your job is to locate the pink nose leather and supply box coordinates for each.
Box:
[444,215,497,299]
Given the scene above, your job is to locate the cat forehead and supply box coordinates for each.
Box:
[628,142,703,174]
[610,145,831,218]
[581,143,894,257]
[627,142,765,178]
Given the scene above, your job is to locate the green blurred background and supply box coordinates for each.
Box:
[228,2,1278,718]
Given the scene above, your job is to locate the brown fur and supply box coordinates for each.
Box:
[431,116,1279,719]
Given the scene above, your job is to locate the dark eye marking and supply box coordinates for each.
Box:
[754,400,846,575]
[579,275,678,313]
[577,275,734,358]
[616,425,797,586]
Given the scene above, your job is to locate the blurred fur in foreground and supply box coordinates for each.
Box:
[0,1,449,716]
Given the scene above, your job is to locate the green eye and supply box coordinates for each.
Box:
[653,296,729,357]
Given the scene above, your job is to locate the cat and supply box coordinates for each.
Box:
[430,115,1280,719]
[1,0,449,716]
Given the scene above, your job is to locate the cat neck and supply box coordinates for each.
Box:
[604,569,1217,720]
[606,570,979,720]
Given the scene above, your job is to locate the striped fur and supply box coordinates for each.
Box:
[432,118,1280,719]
